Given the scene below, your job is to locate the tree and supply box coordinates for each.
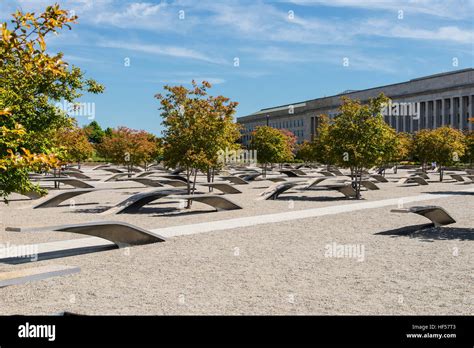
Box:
[383,132,412,174]
[250,126,294,177]
[312,114,334,168]
[327,94,396,199]
[463,131,474,168]
[0,4,103,199]
[412,129,433,172]
[53,123,94,168]
[427,127,466,181]
[295,141,315,163]
[155,81,240,201]
[97,127,161,173]
[0,110,60,200]
[84,120,105,144]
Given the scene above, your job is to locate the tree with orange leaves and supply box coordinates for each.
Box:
[155,80,240,202]
[0,4,103,200]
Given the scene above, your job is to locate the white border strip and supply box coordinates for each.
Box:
[151,188,474,237]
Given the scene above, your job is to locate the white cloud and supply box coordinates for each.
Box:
[157,77,226,85]
[98,40,227,65]
[284,0,474,20]
[361,18,474,44]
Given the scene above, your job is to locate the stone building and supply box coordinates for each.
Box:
[237,68,474,145]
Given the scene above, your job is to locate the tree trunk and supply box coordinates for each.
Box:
[185,167,191,208]
[207,167,212,192]
[439,166,444,182]
[356,170,362,200]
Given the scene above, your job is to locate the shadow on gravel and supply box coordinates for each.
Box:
[427,191,474,195]
[376,224,474,241]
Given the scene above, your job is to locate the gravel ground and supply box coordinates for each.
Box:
[0,166,472,315]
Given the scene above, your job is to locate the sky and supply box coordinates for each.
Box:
[1,0,473,136]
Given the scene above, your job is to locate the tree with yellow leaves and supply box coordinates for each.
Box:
[0,4,103,200]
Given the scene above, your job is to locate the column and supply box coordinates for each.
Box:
[435,100,442,128]
[446,98,455,128]
[460,96,468,130]
[441,98,447,127]
[471,95,474,131]
[420,102,426,129]
[404,108,411,133]
[427,100,434,129]
[452,97,459,128]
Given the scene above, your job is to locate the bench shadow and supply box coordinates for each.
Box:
[427,191,474,195]
[0,244,118,265]
[276,195,349,202]
[376,224,474,241]
[70,206,111,214]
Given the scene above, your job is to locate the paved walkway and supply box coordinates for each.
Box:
[151,188,474,237]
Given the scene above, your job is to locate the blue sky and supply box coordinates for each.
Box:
[1,0,473,135]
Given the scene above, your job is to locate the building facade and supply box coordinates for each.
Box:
[237,68,474,145]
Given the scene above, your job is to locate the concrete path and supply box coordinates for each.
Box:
[151,187,474,238]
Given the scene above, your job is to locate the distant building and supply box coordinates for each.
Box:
[237,68,474,145]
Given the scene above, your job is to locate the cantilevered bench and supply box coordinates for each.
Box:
[370,174,389,183]
[221,176,249,185]
[170,168,185,175]
[279,170,302,177]
[118,178,164,187]
[179,194,242,211]
[360,180,380,190]
[34,178,94,189]
[136,170,166,178]
[101,189,242,214]
[398,176,429,186]
[158,179,188,187]
[0,265,80,288]
[103,173,130,182]
[161,175,189,183]
[102,167,125,173]
[329,168,344,176]
[265,177,287,183]
[390,206,456,227]
[413,171,430,179]
[319,184,357,198]
[7,221,166,247]
[12,191,43,200]
[318,171,337,177]
[201,183,242,194]
[92,164,111,171]
[303,177,328,189]
[61,171,91,180]
[239,173,262,181]
[33,189,98,208]
[101,189,186,215]
[259,182,302,200]
[449,174,466,182]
